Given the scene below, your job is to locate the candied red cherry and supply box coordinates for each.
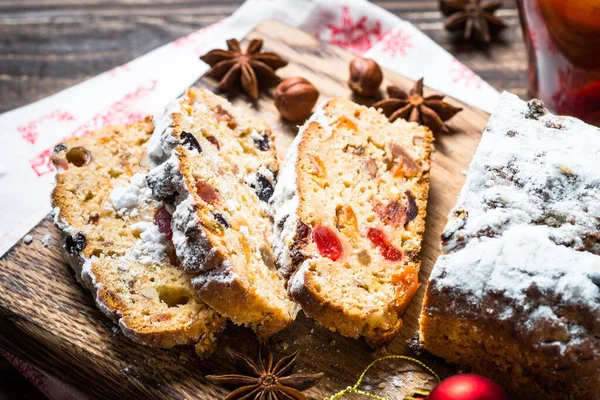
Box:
[367,228,403,261]
[312,225,343,261]
[154,208,173,240]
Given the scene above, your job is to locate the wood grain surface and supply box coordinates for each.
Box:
[0,0,527,115]
[0,20,489,400]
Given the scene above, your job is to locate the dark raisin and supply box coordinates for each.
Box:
[294,221,312,246]
[249,173,274,203]
[252,133,271,151]
[206,135,220,150]
[154,208,173,240]
[53,143,67,153]
[405,192,418,222]
[212,212,230,229]
[506,130,517,137]
[181,131,202,154]
[525,99,547,120]
[65,233,87,255]
[88,213,99,224]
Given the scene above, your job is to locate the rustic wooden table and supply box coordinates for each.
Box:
[0,0,526,398]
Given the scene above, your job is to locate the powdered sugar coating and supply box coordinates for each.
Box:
[428,92,600,364]
[430,225,599,360]
[442,92,600,254]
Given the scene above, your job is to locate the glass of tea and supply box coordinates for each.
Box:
[517,0,600,126]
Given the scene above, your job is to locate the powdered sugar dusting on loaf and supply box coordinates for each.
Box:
[148,97,184,167]
[442,92,600,254]
[430,92,600,362]
[110,173,158,217]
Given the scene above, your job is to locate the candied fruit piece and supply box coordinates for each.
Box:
[313,225,343,261]
[66,147,92,167]
[335,205,358,237]
[388,143,420,178]
[195,180,220,204]
[206,135,220,150]
[364,158,378,178]
[367,228,403,261]
[375,199,406,227]
[214,105,237,129]
[307,155,326,177]
[65,232,87,255]
[391,265,419,313]
[154,208,173,240]
[181,131,202,154]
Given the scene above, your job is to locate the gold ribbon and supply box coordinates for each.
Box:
[323,355,441,400]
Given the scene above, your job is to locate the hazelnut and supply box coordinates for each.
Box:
[348,57,383,97]
[275,77,319,122]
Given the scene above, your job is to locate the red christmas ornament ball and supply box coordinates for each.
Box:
[427,374,508,400]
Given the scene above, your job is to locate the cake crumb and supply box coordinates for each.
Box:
[23,235,33,244]
[281,342,289,351]
[41,234,52,247]
[330,340,336,346]
[392,376,404,388]
[378,383,385,389]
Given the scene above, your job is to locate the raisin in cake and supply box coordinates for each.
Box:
[51,117,225,355]
[420,92,600,399]
[147,89,297,338]
[272,98,434,346]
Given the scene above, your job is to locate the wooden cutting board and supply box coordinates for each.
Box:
[0,20,489,400]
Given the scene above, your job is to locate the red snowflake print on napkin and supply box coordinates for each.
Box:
[321,6,384,54]
[0,349,50,398]
[450,58,484,89]
[18,110,75,145]
[379,28,413,58]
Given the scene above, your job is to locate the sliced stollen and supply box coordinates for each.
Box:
[420,92,600,399]
[147,88,297,338]
[271,98,434,346]
[51,117,225,355]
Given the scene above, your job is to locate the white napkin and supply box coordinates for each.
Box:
[0,0,499,394]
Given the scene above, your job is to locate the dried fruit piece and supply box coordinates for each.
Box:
[290,221,312,266]
[206,135,220,150]
[214,105,238,129]
[65,232,87,255]
[181,132,202,154]
[335,205,358,237]
[252,132,271,151]
[249,173,274,203]
[389,143,421,178]
[51,155,69,171]
[405,192,418,222]
[66,147,92,167]
[313,225,343,261]
[307,155,326,177]
[375,199,407,227]
[367,228,403,261]
[195,180,220,204]
[212,212,230,229]
[154,208,173,240]
[88,213,100,225]
[364,158,378,178]
[391,265,419,313]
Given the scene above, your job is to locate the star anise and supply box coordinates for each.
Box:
[373,78,462,134]
[200,39,288,100]
[206,345,323,400]
[440,0,506,43]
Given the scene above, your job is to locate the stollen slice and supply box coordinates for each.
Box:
[271,98,434,346]
[51,117,225,355]
[147,88,297,338]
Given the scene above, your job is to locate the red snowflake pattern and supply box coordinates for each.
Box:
[0,349,50,397]
[29,79,158,177]
[323,6,384,54]
[17,110,75,145]
[450,58,484,89]
[379,28,413,58]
